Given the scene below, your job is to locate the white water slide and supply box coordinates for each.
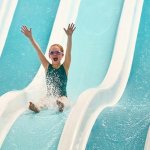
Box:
[58,0,145,149]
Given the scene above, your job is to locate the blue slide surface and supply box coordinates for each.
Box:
[87,0,150,150]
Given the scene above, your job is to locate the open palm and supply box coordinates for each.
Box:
[21,25,32,38]
[64,23,76,36]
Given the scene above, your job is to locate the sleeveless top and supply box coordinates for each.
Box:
[46,64,67,97]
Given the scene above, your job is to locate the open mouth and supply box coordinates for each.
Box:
[53,58,58,61]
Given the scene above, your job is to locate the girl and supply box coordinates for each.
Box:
[21,23,76,112]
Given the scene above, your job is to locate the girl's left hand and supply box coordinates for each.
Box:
[64,23,76,36]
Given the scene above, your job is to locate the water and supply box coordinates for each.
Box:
[1,109,70,150]
[87,0,150,149]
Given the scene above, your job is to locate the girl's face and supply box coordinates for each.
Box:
[49,45,64,65]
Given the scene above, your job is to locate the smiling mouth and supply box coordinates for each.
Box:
[53,58,58,61]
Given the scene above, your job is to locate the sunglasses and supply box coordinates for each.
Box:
[49,50,63,55]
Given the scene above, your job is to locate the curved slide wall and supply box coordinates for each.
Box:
[1,0,124,149]
[58,0,144,149]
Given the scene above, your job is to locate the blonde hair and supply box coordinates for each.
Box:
[50,44,64,52]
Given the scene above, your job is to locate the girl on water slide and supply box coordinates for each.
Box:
[21,23,76,112]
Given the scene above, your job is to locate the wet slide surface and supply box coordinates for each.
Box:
[67,0,123,101]
[0,0,59,95]
[1,0,123,149]
[87,0,150,150]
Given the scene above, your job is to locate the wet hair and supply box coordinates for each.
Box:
[49,44,64,52]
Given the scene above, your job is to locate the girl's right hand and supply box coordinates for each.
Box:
[21,25,32,39]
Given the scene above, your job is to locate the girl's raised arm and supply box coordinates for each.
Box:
[21,25,49,70]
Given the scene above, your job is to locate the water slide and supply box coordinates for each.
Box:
[0,0,149,150]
